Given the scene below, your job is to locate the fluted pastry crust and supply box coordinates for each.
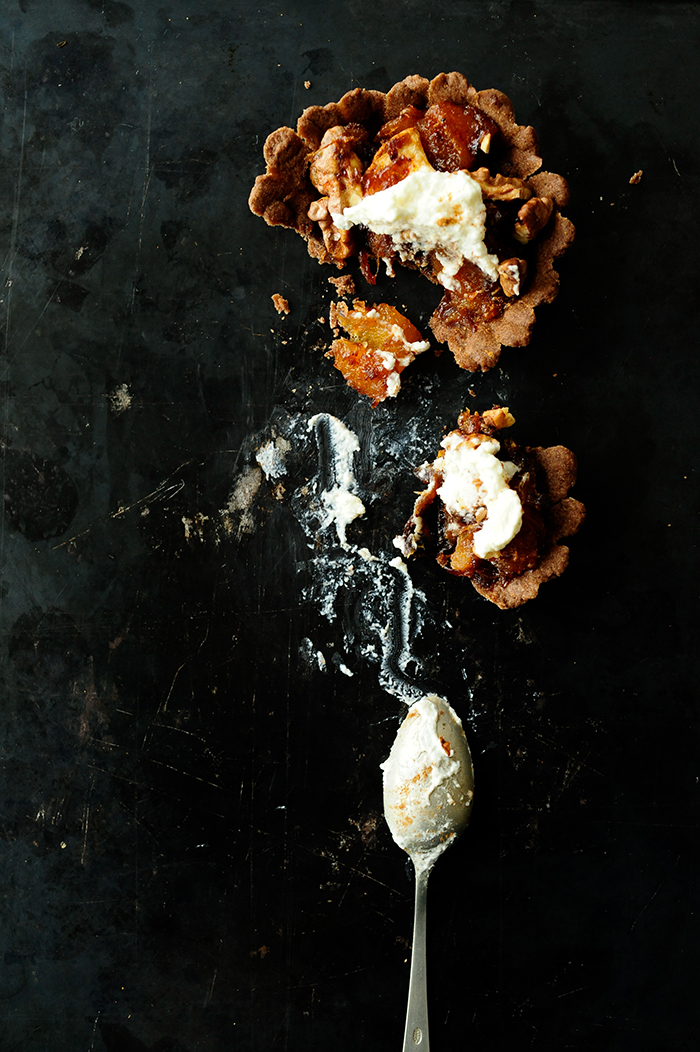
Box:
[249,73,574,371]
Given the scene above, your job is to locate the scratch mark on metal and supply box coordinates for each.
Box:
[203,966,218,1007]
[146,757,222,790]
[51,465,195,549]
[159,658,189,715]
[630,859,679,931]
[299,842,402,896]
[81,774,96,865]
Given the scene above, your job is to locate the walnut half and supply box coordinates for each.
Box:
[498,258,528,298]
[514,195,554,243]
[470,166,532,202]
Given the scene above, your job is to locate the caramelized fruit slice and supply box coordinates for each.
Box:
[376,105,424,141]
[326,300,430,406]
[439,500,544,580]
[362,126,433,196]
[417,101,500,172]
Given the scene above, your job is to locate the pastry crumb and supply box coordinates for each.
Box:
[629,170,643,185]
[271,293,290,314]
[304,80,311,89]
[328,274,356,297]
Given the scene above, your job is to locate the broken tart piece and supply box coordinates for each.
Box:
[395,407,584,608]
[249,72,574,371]
[327,299,430,406]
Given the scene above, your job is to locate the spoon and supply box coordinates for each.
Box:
[381,694,475,1051]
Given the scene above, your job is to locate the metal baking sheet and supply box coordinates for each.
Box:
[1,2,698,1049]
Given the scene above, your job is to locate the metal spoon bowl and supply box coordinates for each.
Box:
[381,694,474,1050]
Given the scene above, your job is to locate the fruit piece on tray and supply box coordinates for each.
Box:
[394,406,585,608]
[249,72,574,372]
[326,299,431,406]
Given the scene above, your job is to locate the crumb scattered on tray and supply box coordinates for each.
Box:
[108,383,132,415]
[629,170,643,185]
[272,293,290,314]
[328,274,356,297]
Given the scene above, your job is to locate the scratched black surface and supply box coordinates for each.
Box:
[0,2,699,1050]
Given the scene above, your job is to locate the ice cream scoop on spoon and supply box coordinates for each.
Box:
[381,694,474,1051]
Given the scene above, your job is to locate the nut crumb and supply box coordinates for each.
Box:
[271,293,290,315]
[629,170,643,185]
[328,274,356,297]
[304,80,311,89]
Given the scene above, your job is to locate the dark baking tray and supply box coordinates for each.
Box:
[1,2,698,1049]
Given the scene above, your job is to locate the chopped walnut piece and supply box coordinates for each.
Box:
[309,125,366,207]
[326,300,430,406]
[271,293,290,315]
[308,195,355,261]
[498,258,527,298]
[469,167,532,201]
[514,195,555,243]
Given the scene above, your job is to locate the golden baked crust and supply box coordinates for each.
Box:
[396,408,585,609]
[249,73,574,372]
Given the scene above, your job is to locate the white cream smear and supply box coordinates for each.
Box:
[439,432,522,560]
[308,414,366,547]
[332,168,499,289]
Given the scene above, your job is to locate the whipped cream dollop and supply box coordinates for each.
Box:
[438,432,522,560]
[332,168,499,289]
[381,694,474,873]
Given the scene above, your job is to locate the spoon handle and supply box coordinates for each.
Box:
[402,866,431,1052]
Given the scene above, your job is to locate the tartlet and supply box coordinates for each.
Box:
[249,72,574,372]
[395,407,585,608]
